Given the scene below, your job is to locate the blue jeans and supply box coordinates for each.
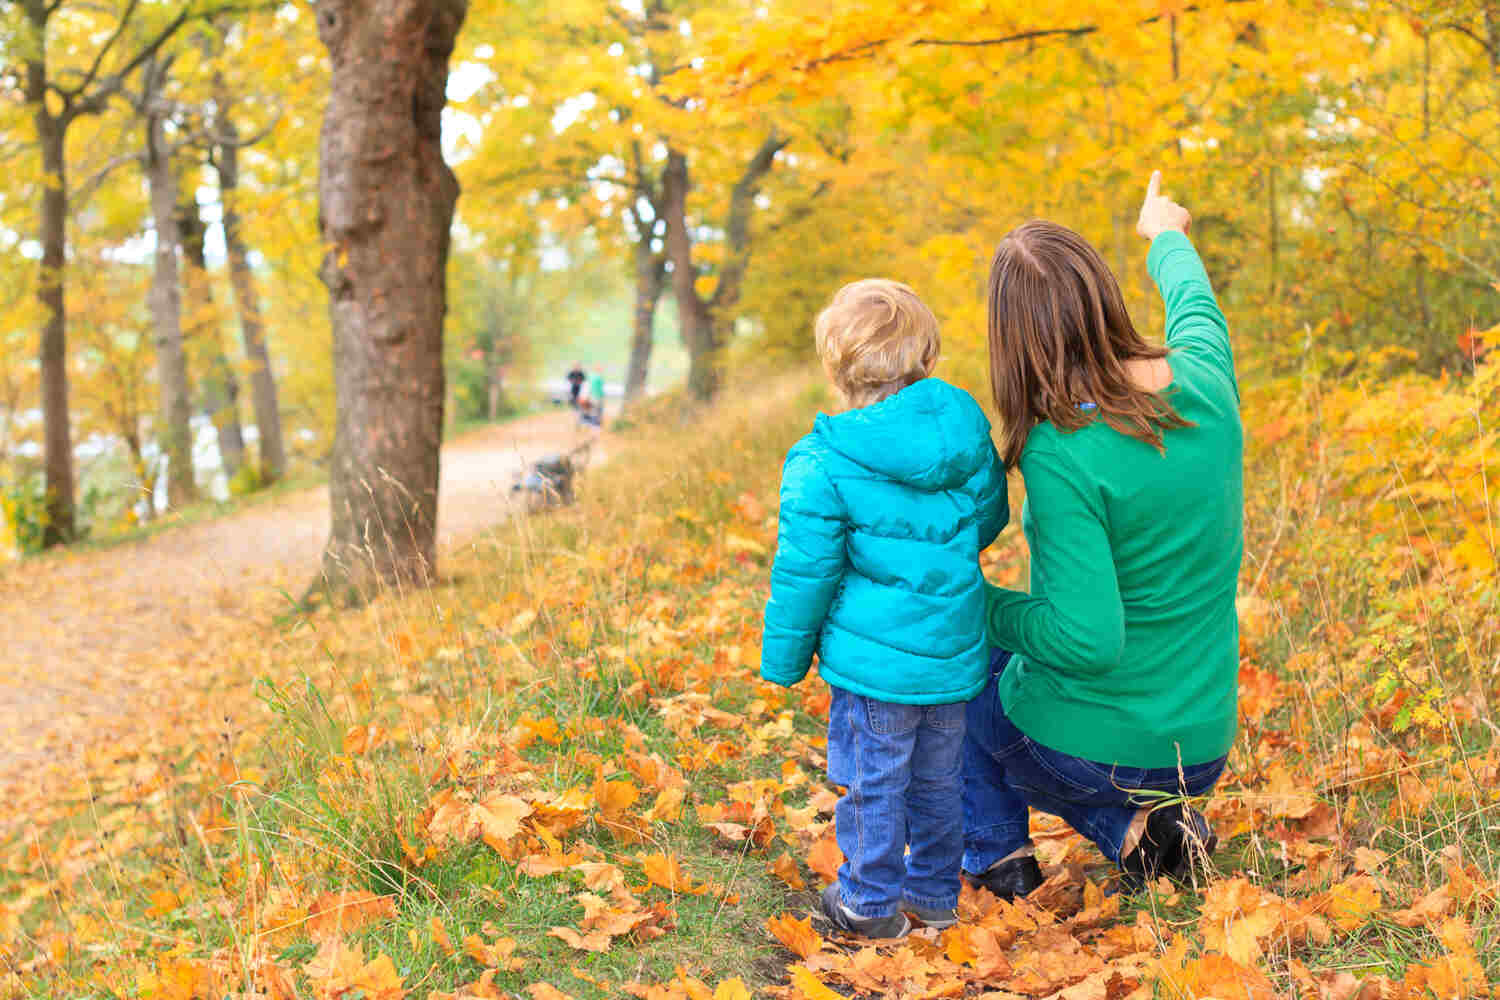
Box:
[827,686,965,918]
[962,651,1227,875]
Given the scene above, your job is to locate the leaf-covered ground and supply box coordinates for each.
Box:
[1,366,1497,999]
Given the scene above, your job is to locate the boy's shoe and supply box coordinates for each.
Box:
[963,855,1045,902]
[818,884,911,939]
[1118,804,1217,887]
[903,902,958,930]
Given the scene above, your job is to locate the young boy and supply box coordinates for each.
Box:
[761,279,1007,938]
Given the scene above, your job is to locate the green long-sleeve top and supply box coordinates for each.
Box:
[987,231,1244,769]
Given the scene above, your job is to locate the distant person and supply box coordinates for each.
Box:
[760,279,1006,940]
[566,362,586,408]
[588,367,606,422]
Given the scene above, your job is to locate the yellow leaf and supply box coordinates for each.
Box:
[714,978,752,1000]
[788,966,844,1000]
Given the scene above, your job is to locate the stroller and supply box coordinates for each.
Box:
[511,441,591,513]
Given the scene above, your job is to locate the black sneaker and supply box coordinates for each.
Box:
[902,902,958,930]
[1119,804,1217,886]
[818,884,911,939]
[962,854,1044,902]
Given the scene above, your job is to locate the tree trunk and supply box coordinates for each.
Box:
[217,113,287,484]
[624,232,665,404]
[179,196,245,480]
[662,149,719,400]
[35,111,76,545]
[144,98,199,507]
[315,0,466,596]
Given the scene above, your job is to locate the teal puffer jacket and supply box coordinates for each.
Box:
[761,378,1007,704]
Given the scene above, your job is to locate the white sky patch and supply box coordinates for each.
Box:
[449,61,495,102]
[553,92,596,132]
[442,107,483,164]
[619,0,644,16]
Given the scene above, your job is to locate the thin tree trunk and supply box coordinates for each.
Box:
[179,196,245,480]
[35,112,76,544]
[315,0,466,597]
[662,149,718,400]
[624,232,665,404]
[217,113,287,484]
[144,95,198,507]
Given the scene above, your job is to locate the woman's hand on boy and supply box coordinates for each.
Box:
[1137,170,1191,241]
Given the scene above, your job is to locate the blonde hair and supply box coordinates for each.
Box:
[815,279,940,408]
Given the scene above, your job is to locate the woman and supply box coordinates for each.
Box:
[963,172,1242,899]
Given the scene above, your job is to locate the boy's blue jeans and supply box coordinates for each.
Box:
[963,651,1227,875]
[827,686,965,918]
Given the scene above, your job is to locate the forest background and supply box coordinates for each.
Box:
[0,0,1498,998]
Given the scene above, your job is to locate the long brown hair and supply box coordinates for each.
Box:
[986,220,1190,466]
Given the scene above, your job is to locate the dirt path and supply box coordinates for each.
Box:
[0,409,602,792]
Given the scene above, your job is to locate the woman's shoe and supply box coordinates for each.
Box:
[962,855,1044,902]
[1119,804,1217,885]
[818,884,911,939]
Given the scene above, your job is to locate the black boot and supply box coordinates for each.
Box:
[1119,804,1217,886]
[963,854,1044,902]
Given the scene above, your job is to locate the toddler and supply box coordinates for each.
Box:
[761,279,1007,938]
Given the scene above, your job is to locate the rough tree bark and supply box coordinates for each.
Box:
[661,135,786,401]
[143,61,199,507]
[34,104,75,544]
[315,0,467,596]
[216,106,287,484]
[179,196,246,480]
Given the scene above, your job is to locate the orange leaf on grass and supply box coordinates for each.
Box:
[428,916,455,956]
[463,933,523,970]
[302,937,407,1000]
[304,891,396,938]
[548,926,613,953]
[805,833,842,884]
[594,777,641,818]
[766,913,823,959]
[639,852,707,894]
[769,852,806,889]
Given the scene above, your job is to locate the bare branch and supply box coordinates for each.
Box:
[54,0,143,101]
[711,132,788,311]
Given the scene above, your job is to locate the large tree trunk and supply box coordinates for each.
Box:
[661,149,719,400]
[144,96,199,508]
[216,120,287,485]
[35,111,76,545]
[624,232,664,404]
[179,196,246,481]
[315,0,466,596]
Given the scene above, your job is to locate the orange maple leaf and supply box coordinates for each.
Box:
[766,912,823,959]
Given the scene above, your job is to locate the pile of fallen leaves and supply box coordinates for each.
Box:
[2,365,1498,999]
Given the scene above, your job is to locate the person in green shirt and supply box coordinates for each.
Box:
[962,172,1242,900]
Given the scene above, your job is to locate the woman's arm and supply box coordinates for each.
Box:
[761,445,848,687]
[985,450,1125,673]
[1137,171,1236,396]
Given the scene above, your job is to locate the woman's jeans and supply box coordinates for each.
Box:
[827,686,965,918]
[962,651,1227,875]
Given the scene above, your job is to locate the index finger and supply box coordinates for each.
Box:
[1146,170,1162,200]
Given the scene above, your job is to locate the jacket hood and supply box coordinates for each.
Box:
[814,378,995,491]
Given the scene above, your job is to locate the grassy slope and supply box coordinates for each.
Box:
[1,361,1497,999]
